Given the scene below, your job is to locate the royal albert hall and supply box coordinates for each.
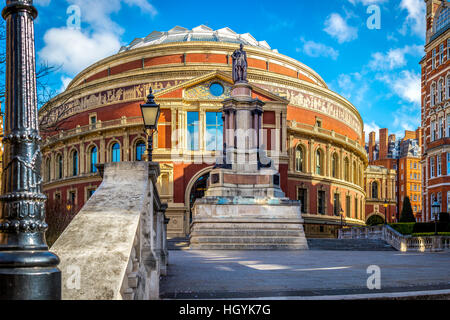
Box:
[39,26,368,238]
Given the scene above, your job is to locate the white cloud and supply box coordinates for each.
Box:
[368,45,423,70]
[377,70,421,105]
[324,13,358,43]
[35,0,52,6]
[59,76,73,92]
[300,40,339,60]
[335,72,369,107]
[39,28,121,75]
[399,0,426,38]
[364,121,380,141]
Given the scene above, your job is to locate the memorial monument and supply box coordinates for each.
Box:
[190,45,308,250]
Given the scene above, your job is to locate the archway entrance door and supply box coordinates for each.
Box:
[188,173,210,224]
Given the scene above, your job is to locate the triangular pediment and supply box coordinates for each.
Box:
[154,71,288,103]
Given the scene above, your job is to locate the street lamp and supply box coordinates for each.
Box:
[340,207,344,229]
[0,0,60,299]
[432,200,440,236]
[140,88,161,162]
[383,200,388,225]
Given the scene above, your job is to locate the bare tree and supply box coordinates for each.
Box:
[0,20,61,110]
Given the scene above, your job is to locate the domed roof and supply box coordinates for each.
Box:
[119,25,276,53]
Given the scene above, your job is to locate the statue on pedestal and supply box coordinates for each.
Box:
[232,44,248,83]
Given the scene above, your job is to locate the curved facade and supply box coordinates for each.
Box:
[39,26,368,238]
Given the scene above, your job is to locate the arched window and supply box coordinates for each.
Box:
[72,150,78,176]
[295,145,304,172]
[331,153,338,178]
[57,154,63,179]
[344,157,350,181]
[372,181,378,199]
[316,149,322,175]
[46,158,51,182]
[353,161,357,184]
[111,143,120,162]
[135,141,146,161]
[90,146,98,173]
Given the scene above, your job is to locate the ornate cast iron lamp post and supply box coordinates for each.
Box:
[0,0,61,299]
[140,88,161,162]
[432,200,440,236]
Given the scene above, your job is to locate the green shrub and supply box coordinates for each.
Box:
[389,223,415,235]
[439,212,450,223]
[412,222,450,233]
[400,197,416,222]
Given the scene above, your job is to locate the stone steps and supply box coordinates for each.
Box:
[168,237,190,250]
[307,239,395,251]
[191,229,304,237]
[189,243,308,250]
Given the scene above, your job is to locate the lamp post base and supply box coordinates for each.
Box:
[0,251,61,300]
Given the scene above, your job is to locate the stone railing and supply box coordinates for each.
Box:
[339,225,450,252]
[43,116,144,146]
[51,162,169,300]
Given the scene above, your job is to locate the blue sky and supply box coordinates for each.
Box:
[31,0,426,141]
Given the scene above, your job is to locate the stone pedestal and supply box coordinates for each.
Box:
[190,81,308,250]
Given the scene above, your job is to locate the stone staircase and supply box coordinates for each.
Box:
[189,222,308,250]
[307,238,395,251]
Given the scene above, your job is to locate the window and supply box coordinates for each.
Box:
[187,112,199,151]
[414,162,417,169]
[447,153,450,175]
[135,141,146,161]
[447,75,450,101]
[333,193,340,216]
[68,191,76,210]
[355,197,358,220]
[344,158,350,181]
[72,150,78,176]
[46,158,51,182]
[332,153,338,178]
[346,195,351,218]
[111,143,120,162]
[295,145,304,172]
[316,150,322,175]
[438,155,442,176]
[205,112,223,151]
[318,190,326,215]
[431,120,436,141]
[57,154,63,179]
[372,181,378,199]
[435,8,450,33]
[87,189,96,200]
[439,79,444,103]
[431,83,436,106]
[431,157,435,178]
[432,49,436,70]
[297,188,307,214]
[209,83,224,97]
[352,161,357,184]
[90,146,98,173]
[447,191,450,213]
[440,44,444,65]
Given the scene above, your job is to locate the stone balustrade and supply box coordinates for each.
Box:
[51,162,168,300]
[339,225,450,252]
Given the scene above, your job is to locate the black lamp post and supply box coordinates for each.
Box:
[0,0,61,299]
[140,88,161,162]
[432,200,440,236]
[383,199,388,225]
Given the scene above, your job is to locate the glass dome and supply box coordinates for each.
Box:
[119,25,274,53]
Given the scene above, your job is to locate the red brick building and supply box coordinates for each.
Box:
[39,26,368,238]
[421,0,450,221]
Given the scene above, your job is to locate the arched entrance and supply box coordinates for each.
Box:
[188,173,210,223]
[366,214,385,226]
[184,166,214,234]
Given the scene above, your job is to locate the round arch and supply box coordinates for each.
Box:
[366,213,385,226]
[184,166,215,210]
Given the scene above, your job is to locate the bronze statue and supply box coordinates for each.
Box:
[232,44,248,83]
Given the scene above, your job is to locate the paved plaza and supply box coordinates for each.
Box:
[160,249,450,299]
